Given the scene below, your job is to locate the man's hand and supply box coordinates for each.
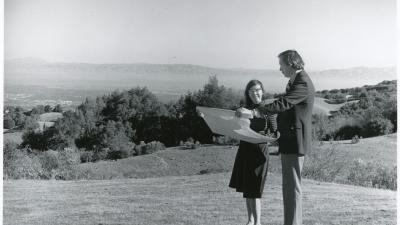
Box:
[235,107,253,119]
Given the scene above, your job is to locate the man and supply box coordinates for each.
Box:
[237,50,315,225]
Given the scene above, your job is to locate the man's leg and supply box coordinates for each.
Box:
[281,154,304,225]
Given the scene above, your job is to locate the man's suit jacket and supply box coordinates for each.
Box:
[258,71,315,155]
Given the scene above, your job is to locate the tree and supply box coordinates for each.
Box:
[174,75,241,144]
[53,104,63,112]
[13,107,26,126]
[4,115,15,129]
[362,117,393,137]
[97,120,134,159]
[31,105,45,115]
[44,105,52,113]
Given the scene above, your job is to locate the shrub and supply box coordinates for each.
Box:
[134,141,146,155]
[347,159,396,190]
[142,141,166,154]
[37,148,80,179]
[302,145,346,182]
[107,149,131,160]
[80,150,94,163]
[213,135,240,145]
[4,148,45,179]
[93,148,110,161]
[362,117,393,137]
[351,135,360,144]
[38,150,60,178]
[180,138,200,150]
[3,142,20,167]
[4,116,15,129]
[335,125,362,140]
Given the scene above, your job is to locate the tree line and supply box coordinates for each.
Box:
[4,77,397,160]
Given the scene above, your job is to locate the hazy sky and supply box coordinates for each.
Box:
[4,0,396,70]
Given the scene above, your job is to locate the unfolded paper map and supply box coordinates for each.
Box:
[196,106,277,144]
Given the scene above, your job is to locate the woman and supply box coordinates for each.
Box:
[229,80,277,225]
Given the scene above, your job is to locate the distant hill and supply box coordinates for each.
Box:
[5,58,396,96]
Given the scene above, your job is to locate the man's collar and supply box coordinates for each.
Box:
[289,70,301,84]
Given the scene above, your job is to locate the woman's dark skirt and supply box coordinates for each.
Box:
[229,141,269,198]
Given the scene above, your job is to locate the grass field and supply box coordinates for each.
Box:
[69,134,396,181]
[313,97,359,116]
[3,131,23,144]
[263,97,356,116]
[39,112,63,122]
[316,133,397,166]
[4,172,396,225]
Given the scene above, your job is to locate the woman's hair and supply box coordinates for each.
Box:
[244,79,264,108]
[278,50,305,70]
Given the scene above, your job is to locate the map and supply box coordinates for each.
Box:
[196,106,278,144]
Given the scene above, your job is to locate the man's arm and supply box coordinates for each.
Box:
[258,79,309,115]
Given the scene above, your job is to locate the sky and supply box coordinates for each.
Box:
[4,0,397,70]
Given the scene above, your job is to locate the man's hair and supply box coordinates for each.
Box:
[278,50,305,70]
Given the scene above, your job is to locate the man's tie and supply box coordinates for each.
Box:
[285,80,292,92]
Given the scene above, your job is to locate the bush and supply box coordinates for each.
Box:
[212,135,239,146]
[134,142,145,155]
[107,149,131,160]
[38,150,60,178]
[335,125,362,140]
[142,141,166,154]
[37,148,80,179]
[302,145,346,182]
[4,146,81,180]
[93,148,110,161]
[3,142,20,167]
[347,159,396,190]
[80,150,94,163]
[180,138,200,150]
[133,141,165,155]
[4,116,15,129]
[351,135,360,144]
[362,117,393,137]
[4,148,45,179]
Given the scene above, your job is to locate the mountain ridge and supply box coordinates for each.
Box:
[5,58,396,94]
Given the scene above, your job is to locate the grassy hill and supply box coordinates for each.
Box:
[3,172,396,225]
[39,112,63,122]
[69,134,396,181]
[313,97,359,116]
[317,133,396,166]
[3,132,23,144]
[260,97,358,116]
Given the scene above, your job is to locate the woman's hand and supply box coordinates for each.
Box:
[235,107,253,118]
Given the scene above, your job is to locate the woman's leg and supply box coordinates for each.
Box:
[245,198,254,225]
[254,198,261,225]
[247,198,262,225]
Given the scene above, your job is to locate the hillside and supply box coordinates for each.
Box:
[39,112,63,122]
[70,134,396,180]
[313,97,359,116]
[3,172,396,225]
[317,133,397,166]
